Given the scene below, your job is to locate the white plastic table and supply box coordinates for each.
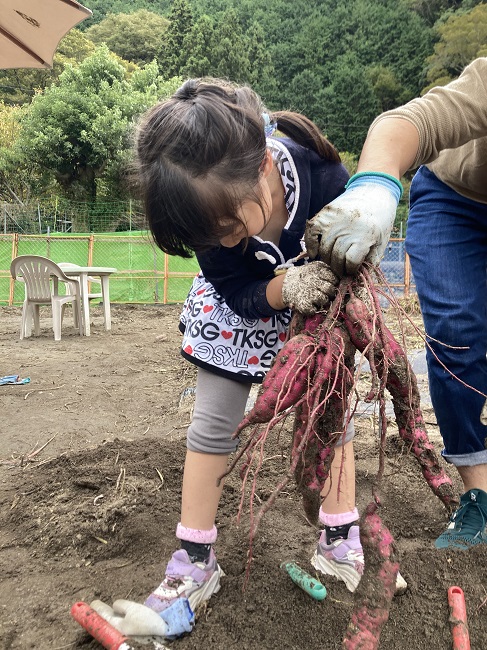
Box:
[59,265,117,336]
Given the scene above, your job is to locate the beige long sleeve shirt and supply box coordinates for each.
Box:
[369,57,487,204]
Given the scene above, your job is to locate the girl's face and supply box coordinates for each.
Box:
[219,150,273,248]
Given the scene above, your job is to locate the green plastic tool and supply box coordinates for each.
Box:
[280,561,327,601]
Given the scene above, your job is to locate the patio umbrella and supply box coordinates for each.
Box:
[0,0,92,69]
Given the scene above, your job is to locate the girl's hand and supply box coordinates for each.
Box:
[281,261,338,315]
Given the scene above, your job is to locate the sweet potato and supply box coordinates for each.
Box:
[343,503,399,650]
[233,333,316,438]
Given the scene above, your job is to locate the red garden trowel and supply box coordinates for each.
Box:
[448,586,471,650]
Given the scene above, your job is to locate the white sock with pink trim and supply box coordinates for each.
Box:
[319,507,359,527]
[177,523,218,563]
[319,507,360,544]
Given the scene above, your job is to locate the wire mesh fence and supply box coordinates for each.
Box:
[0,198,415,305]
[1,232,199,306]
[1,198,146,235]
[1,233,414,307]
[381,238,414,296]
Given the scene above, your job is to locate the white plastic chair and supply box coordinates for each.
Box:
[10,255,83,341]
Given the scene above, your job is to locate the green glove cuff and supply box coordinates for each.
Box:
[346,171,404,200]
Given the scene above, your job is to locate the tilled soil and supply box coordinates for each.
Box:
[1,303,486,650]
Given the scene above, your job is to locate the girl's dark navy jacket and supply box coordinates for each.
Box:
[195,137,349,320]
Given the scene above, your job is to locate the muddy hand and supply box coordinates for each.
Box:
[304,172,403,277]
[480,397,487,425]
[282,261,338,315]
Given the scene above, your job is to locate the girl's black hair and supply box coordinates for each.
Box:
[134,78,341,259]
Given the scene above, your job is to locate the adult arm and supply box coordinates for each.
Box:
[356,118,420,180]
[305,57,487,276]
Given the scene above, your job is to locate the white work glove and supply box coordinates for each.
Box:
[90,598,194,640]
[281,260,338,315]
[304,172,403,277]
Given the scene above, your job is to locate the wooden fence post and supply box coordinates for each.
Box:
[163,252,169,304]
[404,252,411,297]
[88,234,94,266]
[8,233,19,306]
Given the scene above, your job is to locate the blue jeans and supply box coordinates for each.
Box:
[406,166,487,466]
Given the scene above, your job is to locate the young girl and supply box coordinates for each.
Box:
[131,78,405,621]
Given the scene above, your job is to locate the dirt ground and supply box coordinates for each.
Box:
[1,302,486,650]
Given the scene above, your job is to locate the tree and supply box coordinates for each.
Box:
[319,53,381,154]
[246,23,278,105]
[181,9,254,85]
[0,102,39,203]
[205,9,251,82]
[367,65,409,112]
[78,1,172,29]
[347,0,433,98]
[159,0,194,79]
[404,0,463,26]
[279,69,328,119]
[424,4,487,88]
[16,47,167,203]
[247,0,433,109]
[179,14,215,78]
[86,10,169,65]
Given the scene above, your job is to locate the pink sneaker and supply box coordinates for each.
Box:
[144,549,224,613]
[311,525,407,594]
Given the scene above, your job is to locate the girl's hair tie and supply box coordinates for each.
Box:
[262,112,277,137]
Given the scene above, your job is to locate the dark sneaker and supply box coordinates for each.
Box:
[144,549,224,614]
[311,525,407,594]
[435,488,487,550]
